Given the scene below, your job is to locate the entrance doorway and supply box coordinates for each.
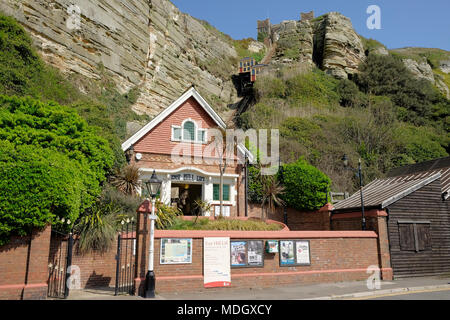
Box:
[171,183,203,216]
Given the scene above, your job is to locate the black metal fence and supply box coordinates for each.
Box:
[114,218,136,296]
[47,230,73,299]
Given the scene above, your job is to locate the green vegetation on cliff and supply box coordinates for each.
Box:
[239,57,449,192]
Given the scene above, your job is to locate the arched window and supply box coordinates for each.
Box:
[183,121,195,141]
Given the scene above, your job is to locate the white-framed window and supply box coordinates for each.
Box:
[172,119,207,144]
[172,125,182,141]
[197,129,207,143]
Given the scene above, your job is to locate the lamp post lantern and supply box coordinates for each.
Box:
[342,155,366,231]
[143,170,162,298]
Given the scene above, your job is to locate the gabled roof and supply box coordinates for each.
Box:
[333,173,441,212]
[122,87,225,151]
[121,87,254,162]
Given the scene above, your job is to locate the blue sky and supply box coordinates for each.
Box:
[171,0,450,51]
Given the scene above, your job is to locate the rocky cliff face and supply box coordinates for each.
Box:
[314,13,366,79]
[274,12,365,79]
[402,58,436,83]
[0,0,239,118]
[401,57,450,99]
[440,60,450,74]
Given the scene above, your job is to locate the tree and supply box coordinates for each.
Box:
[280,158,331,211]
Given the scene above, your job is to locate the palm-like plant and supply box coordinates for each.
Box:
[261,175,285,221]
[74,202,120,254]
[155,200,183,230]
[193,199,212,223]
[110,164,140,196]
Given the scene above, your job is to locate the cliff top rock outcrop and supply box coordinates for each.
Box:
[263,11,365,79]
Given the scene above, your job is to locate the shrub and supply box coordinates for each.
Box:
[280,158,331,211]
[155,201,183,230]
[0,142,83,245]
[355,54,443,125]
[254,76,286,99]
[0,96,114,244]
[0,14,80,104]
[248,165,264,203]
[337,79,367,108]
[257,32,268,43]
[74,203,119,254]
[0,95,114,185]
[394,124,448,165]
[286,69,340,107]
[169,217,283,231]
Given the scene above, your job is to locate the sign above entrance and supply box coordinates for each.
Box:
[171,174,205,182]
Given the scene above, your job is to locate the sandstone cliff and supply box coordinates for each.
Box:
[390,47,450,99]
[0,0,239,119]
[273,12,365,79]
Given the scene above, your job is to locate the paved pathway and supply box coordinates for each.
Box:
[67,275,450,300]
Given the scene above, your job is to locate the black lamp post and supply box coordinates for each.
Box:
[342,154,366,231]
[279,158,288,225]
[143,170,162,298]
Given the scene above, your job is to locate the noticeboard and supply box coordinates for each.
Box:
[160,238,192,265]
[230,240,264,268]
[279,240,311,266]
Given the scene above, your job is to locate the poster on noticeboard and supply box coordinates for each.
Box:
[204,237,231,288]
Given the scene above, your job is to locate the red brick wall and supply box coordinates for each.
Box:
[0,226,51,300]
[248,203,331,230]
[134,218,384,295]
[331,210,392,280]
[149,236,380,294]
[331,210,385,231]
[71,240,120,289]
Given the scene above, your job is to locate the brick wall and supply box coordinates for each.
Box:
[134,206,385,295]
[248,203,331,231]
[0,226,51,300]
[48,235,131,290]
[331,210,392,280]
[137,231,381,294]
[331,209,385,231]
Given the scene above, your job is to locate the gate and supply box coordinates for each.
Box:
[47,230,73,299]
[114,219,136,296]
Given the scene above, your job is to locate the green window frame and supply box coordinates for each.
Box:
[213,184,230,201]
